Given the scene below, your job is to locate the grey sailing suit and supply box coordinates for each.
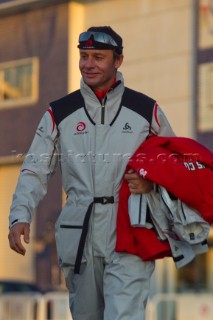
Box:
[9,72,174,320]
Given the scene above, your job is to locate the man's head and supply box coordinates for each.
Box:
[78,26,123,55]
[78,26,124,91]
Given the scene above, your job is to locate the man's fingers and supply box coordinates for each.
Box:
[127,169,134,174]
[12,242,26,255]
[13,235,26,254]
[125,171,153,194]
[8,223,30,255]
[9,232,26,255]
[8,235,26,255]
[124,172,138,181]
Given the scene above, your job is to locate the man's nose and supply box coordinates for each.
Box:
[84,58,95,68]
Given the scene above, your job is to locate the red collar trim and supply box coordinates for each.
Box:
[94,78,117,101]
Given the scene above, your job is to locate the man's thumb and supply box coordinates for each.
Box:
[24,225,30,244]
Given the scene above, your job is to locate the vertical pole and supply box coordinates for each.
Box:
[190,0,199,139]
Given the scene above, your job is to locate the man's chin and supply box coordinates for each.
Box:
[84,78,99,88]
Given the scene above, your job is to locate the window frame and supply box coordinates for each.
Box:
[0,57,39,109]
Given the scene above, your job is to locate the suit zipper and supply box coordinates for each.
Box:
[101,96,107,124]
[138,194,143,225]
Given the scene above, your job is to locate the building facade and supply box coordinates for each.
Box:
[0,0,212,293]
[0,0,68,289]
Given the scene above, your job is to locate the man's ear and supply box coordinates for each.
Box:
[115,54,124,69]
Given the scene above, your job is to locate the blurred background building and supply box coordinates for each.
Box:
[0,0,212,295]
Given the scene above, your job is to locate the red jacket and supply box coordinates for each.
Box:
[115,136,213,261]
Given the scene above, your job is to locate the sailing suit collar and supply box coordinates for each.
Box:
[80,71,125,125]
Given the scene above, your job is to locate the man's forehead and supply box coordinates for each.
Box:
[79,49,112,55]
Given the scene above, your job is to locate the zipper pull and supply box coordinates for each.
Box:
[101,96,107,124]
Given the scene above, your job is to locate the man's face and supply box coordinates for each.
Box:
[79,49,123,91]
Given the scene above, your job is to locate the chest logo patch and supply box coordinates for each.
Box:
[74,121,88,135]
[76,121,86,132]
[122,122,133,133]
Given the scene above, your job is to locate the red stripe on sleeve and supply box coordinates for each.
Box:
[21,169,36,174]
[154,103,160,127]
[47,108,56,134]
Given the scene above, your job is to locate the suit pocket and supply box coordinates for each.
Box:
[55,204,88,267]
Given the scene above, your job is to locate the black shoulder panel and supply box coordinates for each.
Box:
[50,90,85,125]
[121,87,156,125]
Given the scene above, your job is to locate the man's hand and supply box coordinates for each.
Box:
[8,223,30,256]
[125,169,153,194]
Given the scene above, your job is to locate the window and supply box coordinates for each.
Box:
[0,57,39,108]
[199,0,213,49]
[198,62,213,131]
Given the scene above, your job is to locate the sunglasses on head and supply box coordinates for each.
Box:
[79,31,119,47]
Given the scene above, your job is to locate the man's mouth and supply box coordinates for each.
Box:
[84,72,99,77]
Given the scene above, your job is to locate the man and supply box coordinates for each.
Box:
[8,26,174,319]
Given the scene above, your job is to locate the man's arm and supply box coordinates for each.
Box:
[8,108,59,254]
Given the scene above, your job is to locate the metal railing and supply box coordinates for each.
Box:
[146,293,213,320]
[1,292,213,320]
[0,292,71,320]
